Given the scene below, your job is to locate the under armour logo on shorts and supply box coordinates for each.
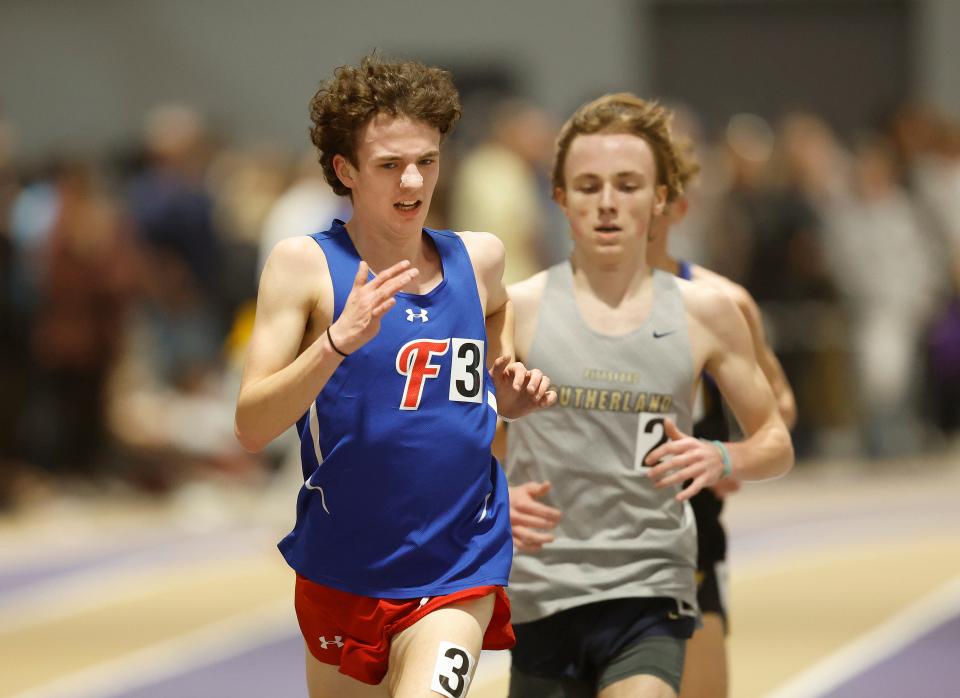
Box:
[318,635,344,649]
[406,308,429,322]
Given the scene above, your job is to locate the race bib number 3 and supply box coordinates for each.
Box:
[449,339,484,403]
[430,641,476,698]
[634,412,677,472]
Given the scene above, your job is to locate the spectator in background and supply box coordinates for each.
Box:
[770,113,854,455]
[884,101,942,192]
[0,117,31,506]
[925,119,960,441]
[821,138,943,457]
[884,107,960,444]
[659,103,718,268]
[208,143,290,320]
[450,99,559,283]
[5,148,104,502]
[22,161,142,476]
[102,106,261,492]
[778,112,852,206]
[257,151,349,275]
[708,113,836,455]
[8,165,58,322]
[123,105,225,391]
[706,113,776,285]
[128,105,225,337]
[918,118,960,286]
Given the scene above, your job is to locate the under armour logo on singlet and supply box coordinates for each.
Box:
[319,635,344,649]
[406,308,430,323]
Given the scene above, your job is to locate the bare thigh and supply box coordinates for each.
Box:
[678,612,727,698]
[305,644,391,698]
[598,673,677,698]
[386,592,495,698]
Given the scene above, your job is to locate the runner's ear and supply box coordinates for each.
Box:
[333,153,357,191]
[653,184,668,216]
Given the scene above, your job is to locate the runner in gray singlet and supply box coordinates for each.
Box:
[508,264,700,623]
[503,93,795,698]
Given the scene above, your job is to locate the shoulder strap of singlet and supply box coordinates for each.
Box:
[310,223,479,322]
[425,228,472,281]
[543,260,576,311]
[650,269,690,329]
[309,220,361,322]
[674,259,719,385]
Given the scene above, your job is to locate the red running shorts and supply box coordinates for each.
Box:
[294,574,515,685]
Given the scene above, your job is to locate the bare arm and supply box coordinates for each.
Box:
[729,283,798,429]
[462,233,555,417]
[499,271,563,549]
[234,238,418,452]
[461,231,514,365]
[646,286,793,497]
[485,299,515,368]
[696,266,797,428]
[699,289,794,480]
[506,272,548,364]
[235,238,338,452]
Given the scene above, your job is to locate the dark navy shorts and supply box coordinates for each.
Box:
[509,597,695,696]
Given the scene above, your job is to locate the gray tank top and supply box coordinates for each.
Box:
[506,262,699,623]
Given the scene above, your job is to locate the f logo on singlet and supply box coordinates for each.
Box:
[397,339,450,410]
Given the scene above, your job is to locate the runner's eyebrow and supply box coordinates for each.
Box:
[373,150,440,162]
[570,172,645,182]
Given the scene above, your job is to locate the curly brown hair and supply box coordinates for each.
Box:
[309,52,462,196]
[552,93,690,202]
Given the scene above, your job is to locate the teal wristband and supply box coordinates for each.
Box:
[702,439,733,478]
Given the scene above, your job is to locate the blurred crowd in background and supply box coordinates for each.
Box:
[1,95,959,511]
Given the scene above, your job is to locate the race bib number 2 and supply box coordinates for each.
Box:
[634,412,677,472]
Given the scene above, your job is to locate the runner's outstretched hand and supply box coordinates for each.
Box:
[645,419,728,502]
[490,356,557,420]
[510,481,562,552]
[327,260,419,354]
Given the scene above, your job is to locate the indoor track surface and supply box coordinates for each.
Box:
[2,455,957,698]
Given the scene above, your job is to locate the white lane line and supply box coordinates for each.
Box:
[766,575,960,698]
[10,599,296,698]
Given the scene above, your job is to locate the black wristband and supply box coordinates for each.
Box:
[326,326,349,358]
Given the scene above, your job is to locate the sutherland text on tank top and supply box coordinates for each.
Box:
[506,262,699,623]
